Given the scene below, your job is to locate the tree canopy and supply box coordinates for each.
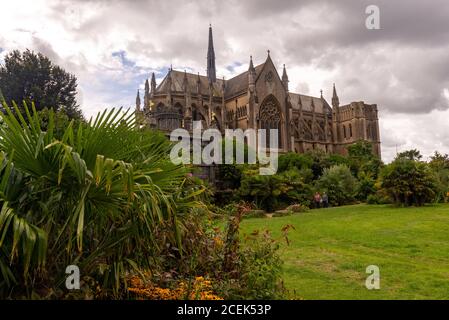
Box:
[0,49,82,119]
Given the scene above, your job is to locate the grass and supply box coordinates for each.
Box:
[239,203,449,300]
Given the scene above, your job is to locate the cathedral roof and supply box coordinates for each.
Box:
[156,63,267,99]
[289,92,332,114]
[156,70,225,96]
[224,63,265,98]
[153,66,332,116]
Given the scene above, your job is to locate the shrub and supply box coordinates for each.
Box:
[215,204,286,299]
[128,276,223,300]
[0,103,205,298]
[429,152,449,203]
[316,164,358,206]
[278,152,313,172]
[356,171,377,200]
[366,193,391,205]
[154,202,286,300]
[279,169,314,208]
[238,168,313,211]
[380,158,438,206]
[238,173,287,212]
[217,229,285,300]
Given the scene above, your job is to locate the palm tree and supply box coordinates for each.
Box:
[0,102,203,298]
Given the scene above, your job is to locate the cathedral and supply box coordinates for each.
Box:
[135,26,381,157]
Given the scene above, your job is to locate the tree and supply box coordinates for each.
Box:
[380,158,437,206]
[429,151,449,170]
[347,140,381,177]
[304,150,333,179]
[356,171,376,200]
[237,167,313,211]
[278,152,313,172]
[396,149,423,161]
[0,50,82,119]
[316,165,358,206]
[0,103,204,297]
[347,140,374,159]
[238,172,287,211]
[429,151,449,202]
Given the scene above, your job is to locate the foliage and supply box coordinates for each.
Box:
[304,150,330,179]
[128,276,223,300]
[315,165,358,206]
[347,140,382,177]
[152,202,286,299]
[278,169,313,207]
[37,107,84,139]
[219,164,243,189]
[238,168,312,211]
[0,102,204,298]
[429,151,449,170]
[428,152,449,202]
[217,138,251,189]
[379,158,437,206]
[223,229,284,299]
[0,50,82,119]
[356,171,376,200]
[347,140,374,159]
[366,193,391,205]
[278,153,313,172]
[396,149,423,161]
[238,171,286,212]
[217,203,285,299]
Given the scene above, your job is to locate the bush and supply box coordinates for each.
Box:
[238,172,285,211]
[278,152,313,172]
[429,152,449,203]
[150,202,286,300]
[0,103,205,298]
[217,229,285,299]
[366,193,391,205]
[356,171,377,200]
[380,159,438,206]
[238,168,313,211]
[316,165,358,206]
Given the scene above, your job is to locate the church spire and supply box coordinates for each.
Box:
[150,72,156,93]
[248,55,255,72]
[282,64,289,91]
[332,83,339,108]
[207,24,216,83]
[144,79,149,95]
[248,56,256,88]
[144,79,150,109]
[136,89,141,111]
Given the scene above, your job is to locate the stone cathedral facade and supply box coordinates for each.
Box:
[135,26,381,157]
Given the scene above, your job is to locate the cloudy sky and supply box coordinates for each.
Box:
[0,0,448,162]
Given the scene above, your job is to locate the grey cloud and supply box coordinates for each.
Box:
[2,0,449,161]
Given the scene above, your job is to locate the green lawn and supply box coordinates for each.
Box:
[239,204,449,299]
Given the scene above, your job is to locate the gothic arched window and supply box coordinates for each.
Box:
[259,95,282,148]
[174,102,183,114]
